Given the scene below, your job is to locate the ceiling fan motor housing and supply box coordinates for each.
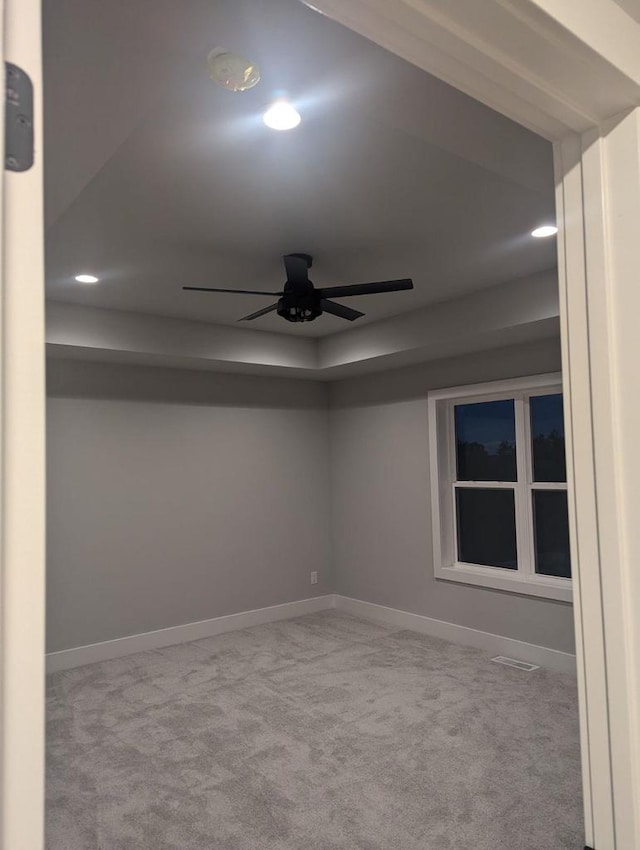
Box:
[277,290,322,322]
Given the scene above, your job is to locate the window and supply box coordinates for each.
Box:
[428,374,572,601]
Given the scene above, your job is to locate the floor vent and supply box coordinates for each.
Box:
[491,655,540,672]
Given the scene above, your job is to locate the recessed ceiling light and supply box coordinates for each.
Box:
[263,99,301,131]
[531,225,558,238]
[74,274,99,284]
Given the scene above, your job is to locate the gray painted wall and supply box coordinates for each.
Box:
[329,338,576,654]
[46,361,331,652]
[47,339,574,656]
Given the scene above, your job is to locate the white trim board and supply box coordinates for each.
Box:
[334,595,576,674]
[47,592,576,675]
[46,595,335,673]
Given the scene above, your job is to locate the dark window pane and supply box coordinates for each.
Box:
[455,400,516,481]
[456,488,517,569]
[530,393,566,482]
[533,490,571,578]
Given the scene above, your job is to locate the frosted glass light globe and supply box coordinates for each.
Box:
[207,50,261,92]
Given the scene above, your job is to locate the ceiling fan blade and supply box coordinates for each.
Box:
[320,299,364,321]
[318,278,413,298]
[183,286,283,295]
[283,254,310,285]
[239,303,279,321]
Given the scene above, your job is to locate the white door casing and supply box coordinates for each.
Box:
[0,0,46,847]
[303,0,640,137]
[555,112,640,850]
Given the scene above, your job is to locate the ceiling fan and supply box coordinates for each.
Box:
[182,254,414,323]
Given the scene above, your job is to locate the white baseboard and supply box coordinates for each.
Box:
[334,595,576,674]
[47,592,575,675]
[46,594,335,673]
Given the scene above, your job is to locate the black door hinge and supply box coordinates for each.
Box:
[5,62,34,172]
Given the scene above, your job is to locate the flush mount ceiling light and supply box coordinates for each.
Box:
[531,225,558,238]
[74,273,99,284]
[207,49,261,92]
[263,99,301,131]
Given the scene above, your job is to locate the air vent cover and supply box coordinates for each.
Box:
[491,655,540,672]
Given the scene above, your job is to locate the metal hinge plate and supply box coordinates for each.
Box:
[5,62,34,172]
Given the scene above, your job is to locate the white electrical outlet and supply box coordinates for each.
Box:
[310,571,318,585]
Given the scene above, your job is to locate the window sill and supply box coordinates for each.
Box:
[435,562,573,602]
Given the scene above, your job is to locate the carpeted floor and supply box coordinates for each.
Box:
[46,610,583,849]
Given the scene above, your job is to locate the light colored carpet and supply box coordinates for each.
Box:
[46,610,583,849]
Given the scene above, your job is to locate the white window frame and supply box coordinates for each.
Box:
[428,373,572,602]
